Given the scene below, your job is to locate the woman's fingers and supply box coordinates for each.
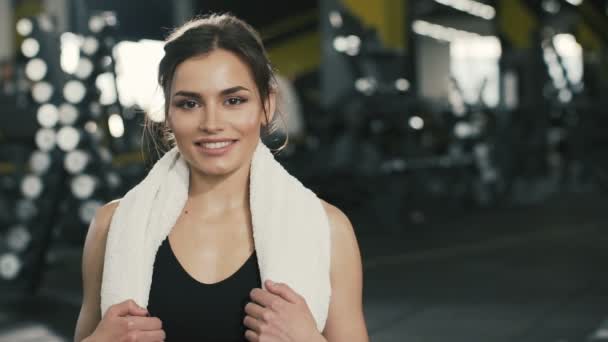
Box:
[124,315,163,331]
[108,299,148,318]
[243,314,262,332]
[124,328,166,342]
[244,302,266,320]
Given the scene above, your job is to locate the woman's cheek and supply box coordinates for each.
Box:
[170,113,198,136]
[233,109,263,132]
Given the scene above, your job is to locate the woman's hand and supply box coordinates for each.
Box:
[86,299,165,342]
[244,280,324,342]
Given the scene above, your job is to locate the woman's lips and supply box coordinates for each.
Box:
[194,140,238,156]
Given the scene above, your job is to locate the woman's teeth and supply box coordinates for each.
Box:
[201,141,233,149]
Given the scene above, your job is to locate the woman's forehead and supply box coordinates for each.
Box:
[171,49,257,95]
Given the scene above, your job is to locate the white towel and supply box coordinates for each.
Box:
[100,139,332,331]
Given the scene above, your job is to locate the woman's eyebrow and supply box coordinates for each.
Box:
[172,91,202,100]
[172,86,250,99]
[220,86,250,96]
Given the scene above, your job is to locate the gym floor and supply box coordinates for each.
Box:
[0,190,606,342]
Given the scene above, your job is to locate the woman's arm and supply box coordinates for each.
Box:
[321,201,369,342]
[73,200,119,342]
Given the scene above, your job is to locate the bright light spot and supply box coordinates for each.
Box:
[106,172,121,188]
[553,34,582,57]
[355,77,376,95]
[451,36,501,59]
[108,113,125,138]
[84,121,98,134]
[57,126,80,151]
[543,49,557,63]
[96,72,118,105]
[16,18,33,36]
[21,38,40,58]
[0,253,21,280]
[333,36,347,52]
[329,11,343,28]
[63,80,86,104]
[553,75,567,89]
[114,40,165,110]
[32,82,54,103]
[565,0,583,5]
[548,63,563,80]
[558,88,572,103]
[395,78,410,92]
[147,103,165,122]
[100,55,112,68]
[409,116,424,130]
[454,122,474,138]
[330,34,363,57]
[58,103,79,125]
[71,174,96,199]
[37,103,59,128]
[65,149,89,174]
[75,58,94,79]
[35,128,56,151]
[345,35,361,56]
[553,34,583,84]
[37,15,53,32]
[89,16,105,33]
[104,13,117,27]
[434,0,495,20]
[30,151,51,174]
[82,36,99,55]
[413,20,480,42]
[6,225,31,253]
[25,58,47,81]
[451,36,501,107]
[21,175,43,198]
[542,0,561,13]
[60,32,83,74]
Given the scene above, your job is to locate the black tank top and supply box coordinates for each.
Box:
[147,237,261,341]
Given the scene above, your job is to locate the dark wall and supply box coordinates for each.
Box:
[83,0,174,40]
[193,0,318,29]
[80,0,318,41]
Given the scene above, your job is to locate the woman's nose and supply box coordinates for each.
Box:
[198,105,222,132]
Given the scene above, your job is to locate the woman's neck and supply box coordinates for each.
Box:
[186,163,250,217]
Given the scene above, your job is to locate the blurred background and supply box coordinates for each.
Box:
[0,0,607,341]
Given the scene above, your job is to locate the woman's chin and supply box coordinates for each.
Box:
[190,161,236,177]
[194,165,226,176]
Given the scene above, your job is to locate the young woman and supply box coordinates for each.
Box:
[74,14,368,342]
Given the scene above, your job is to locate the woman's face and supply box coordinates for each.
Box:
[167,49,274,177]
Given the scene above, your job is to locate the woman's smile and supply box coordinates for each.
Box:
[194,139,239,157]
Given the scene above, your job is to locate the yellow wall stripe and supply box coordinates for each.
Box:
[498,0,537,49]
[267,31,321,78]
[341,0,406,50]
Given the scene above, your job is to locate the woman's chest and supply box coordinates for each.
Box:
[148,238,261,341]
[168,211,255,284]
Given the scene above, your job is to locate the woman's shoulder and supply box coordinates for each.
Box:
[319,199,363,296]
[95,199,121,231]
[320,200,352,231]
[86,199,121,245]
[320,200,357,247]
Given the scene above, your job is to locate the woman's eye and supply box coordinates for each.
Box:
[225,97,246,106]
[177,100,198,109]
